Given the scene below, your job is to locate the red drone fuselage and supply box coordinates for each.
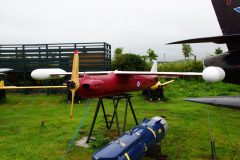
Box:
[77,72,158,98]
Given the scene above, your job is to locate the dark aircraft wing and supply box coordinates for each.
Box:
[185,96,240,110]
[168,0,240,51]
[167,34,240,45]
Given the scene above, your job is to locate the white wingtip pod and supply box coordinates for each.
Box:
[31,68,66,80]
[202,66,225,82]
[0,68,13,73]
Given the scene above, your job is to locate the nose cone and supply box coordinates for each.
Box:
[151,116,168,134]
[202,66,225,82]
[31,69,44,80]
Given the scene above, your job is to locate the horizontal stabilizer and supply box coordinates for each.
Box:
[160,80,175,86]
[167,34,240,44]
[150,80,174,90]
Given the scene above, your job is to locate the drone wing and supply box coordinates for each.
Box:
[47,71,202,79]
[0,86,67,90]
[112,71,202,76]
[0,79,66,90]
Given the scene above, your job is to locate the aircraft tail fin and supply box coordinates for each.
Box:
[150,60,158,72]
[211,0,240,50]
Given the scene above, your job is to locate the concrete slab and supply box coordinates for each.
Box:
[75,137,89,148]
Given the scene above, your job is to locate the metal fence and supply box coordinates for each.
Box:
[0,42,111,87]
[0,42,111,72]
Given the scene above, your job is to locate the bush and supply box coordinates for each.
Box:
[158,60,203,72]
[112,53,148,71]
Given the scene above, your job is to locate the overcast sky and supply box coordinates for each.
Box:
[0,0,227,61]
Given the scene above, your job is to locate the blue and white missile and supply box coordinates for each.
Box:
[92,116,168,160]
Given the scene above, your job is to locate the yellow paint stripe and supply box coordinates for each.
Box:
[147,127,156,138]
[124,153,131,160]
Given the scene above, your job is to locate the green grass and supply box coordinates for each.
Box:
[0,79,240,160]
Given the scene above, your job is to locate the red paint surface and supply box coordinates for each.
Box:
[76,72,158,98]
[74,50,78,54]
[226,0,231,6]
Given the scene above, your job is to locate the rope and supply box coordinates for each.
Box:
[206,104,213,142]
[218,109,233,146]
[60,99,91,160]
[204,82,217,160]
[204,82,214,143]
[204,82,237,158]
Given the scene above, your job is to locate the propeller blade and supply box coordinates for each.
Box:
[70,90,75,119]
[68,50,80,120]
[71,50,80,84]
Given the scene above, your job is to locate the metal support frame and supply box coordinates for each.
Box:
[0,89,6,100]
[86,94,138,143]
[210,140,216,160]
[142,87,164,101]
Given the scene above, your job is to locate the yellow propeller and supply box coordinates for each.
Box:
[67,50,80,120]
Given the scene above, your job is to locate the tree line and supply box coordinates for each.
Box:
[112,45,224,71]
[182,44,223,59]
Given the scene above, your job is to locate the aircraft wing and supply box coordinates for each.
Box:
[50,71,202,77]
[49,71,112,76]
[185,96,240,110]
[167,34,240,44]
[0,86,67,90]
[113,71,202,76]
[78,71,112,75]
